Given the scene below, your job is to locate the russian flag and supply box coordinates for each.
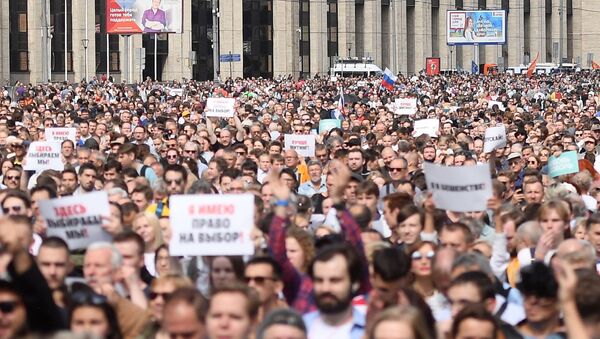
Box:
[382,68,397,91]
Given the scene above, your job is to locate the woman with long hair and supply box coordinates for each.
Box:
[132,212,164,276]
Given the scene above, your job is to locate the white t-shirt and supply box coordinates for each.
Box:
[308,317,353,339]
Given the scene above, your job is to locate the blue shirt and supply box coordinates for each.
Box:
[303,306,365,339]
[297,177,327,197]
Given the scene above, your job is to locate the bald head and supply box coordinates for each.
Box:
[556,239,596,270]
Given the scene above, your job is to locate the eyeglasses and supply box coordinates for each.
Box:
[5,176,20,181]
[411,251,435,261]
[184,149,198,154]
[2,206,22,214]
[0,301,19,314]
[165,178,183,185]
[244,276,277,284]
[149,291,172,300]
[528,160,537,164]
[389,167,406,172]
[166,155,178,159]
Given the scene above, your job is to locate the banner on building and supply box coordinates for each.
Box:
[39,192,112,250]
[106,0,183,34]
[169,194,255,256]
[424,162,493,212]
[426,58,441,76]
[447,10,506,45]
[284,134,316,157]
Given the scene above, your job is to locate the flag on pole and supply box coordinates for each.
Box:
[471,61,479,74]
[592,61,600,70]
[337,87,345,116]
[381,68,397,91]
[527,52,540,78]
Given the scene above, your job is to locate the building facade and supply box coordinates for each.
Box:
[3,0,600,83]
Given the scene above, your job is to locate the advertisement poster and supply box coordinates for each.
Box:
[106,0,183,34]
[447,10,506,45]
[426,58,441,76]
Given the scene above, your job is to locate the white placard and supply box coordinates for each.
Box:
[413,119,440,137]
[394,98,418,115]
[205,98,236,118]
[483,125,507,153]
[424,162,492,212]
[45,128,77,143]
[488,100,505,111]
[284,134,316,157]
[39,191,112,250]
[169,194,255,256]
[168,88,184,97]
[23,141,64,171]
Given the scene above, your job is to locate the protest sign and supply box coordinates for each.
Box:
[483,125,506,153]
[487,100,505,111]
[168,88,184,97]
[284,134,316,157]
[205,98,236,117]
[413,119,440,137]
[319,119,342,133]
[23,141,64,171]
[169,194,255,256]
[394,98,418,115]
[45,128,77,143]
[424,162,492,212]
[39,191,112,250]
[548,151,579,178]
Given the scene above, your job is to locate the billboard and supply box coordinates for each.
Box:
[107,0,183,34]
[447,10,506,45]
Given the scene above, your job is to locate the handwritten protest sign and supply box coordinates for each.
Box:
[284,134,316,157]
[39,191,112,250]
[413,119,439,137]
[169,194,255,256]
[424,162,492,212]
[319,119,342,133]
[548,151,579,178]
[483,125,507,153]
[205,98,236,117]
[45,128,77,143]
[394,98,418,115]
[23,141,64,171]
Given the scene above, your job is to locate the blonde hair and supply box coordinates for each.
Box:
[368,305,433,339]
[133,211,164,251]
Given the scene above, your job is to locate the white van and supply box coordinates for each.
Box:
[330,57,383,77]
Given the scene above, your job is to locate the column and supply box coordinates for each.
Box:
[27,0,45,83]
[483,0,501,65]
[71,0,96,82]
[413,0,431,72]
[363,0,382,64]
[570,0,582,65]
[337,0,355,58]
[438,0,453,70]
[507,0,524,66]
[162,0,193,80]
[219,0,243,78]
[579,0,600,67]
[551,0,567,63]
[273,0,299,77]
[529,0,546,62]
[309,0,328,75]
[0,1,9,83]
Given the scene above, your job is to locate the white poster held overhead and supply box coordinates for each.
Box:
[205,98,236,118]
[483,125,507,153]
[284,134,316,157]
[38,191,112,250]
[413,119,440,137]
[424,162,492,212]
[23,141,64,171]
[169,194,255,256]
[487,100,505,111]
[45,128,77,143]
[395,98,418,115]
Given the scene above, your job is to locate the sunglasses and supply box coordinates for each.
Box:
[2,206,22,214]
[71,290,108,306]
[166,155,178,159]
[389,167,406,172]
[411,250,435,261]
[184,149,197,154]
[244,276,276,284]
[528,161,537,164]
[149,291,172,300]
[5,176,20,181]
[0,301,19,314]
[165,179,183,185]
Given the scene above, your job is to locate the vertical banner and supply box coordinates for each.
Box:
[106,0,183,34]
[426,58,441,76]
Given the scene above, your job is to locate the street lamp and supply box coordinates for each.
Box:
[82,39,89,81]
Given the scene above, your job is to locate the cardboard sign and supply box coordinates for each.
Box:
[424,162,493,212]
[169,194,255,256]
[205,98,236,118]
[548,151,579,178]
[483,125,507,153]
[394,98,418,115]
[39,191,112,250]
[487,100,505,111]
[284,134,316,157]
[413,119,440,137]
[23,142,64,171]
[45,128,77,143]
[168,88,184,97]
[319,119,342,133]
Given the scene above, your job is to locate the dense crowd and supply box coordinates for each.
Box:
[0,70,598,339]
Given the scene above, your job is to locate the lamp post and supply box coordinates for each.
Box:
[82,39,89,81]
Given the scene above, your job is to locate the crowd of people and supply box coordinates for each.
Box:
[0,70,598,339]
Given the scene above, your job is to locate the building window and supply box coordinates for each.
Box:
[10,0,29,72]
[50,0,73,72]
